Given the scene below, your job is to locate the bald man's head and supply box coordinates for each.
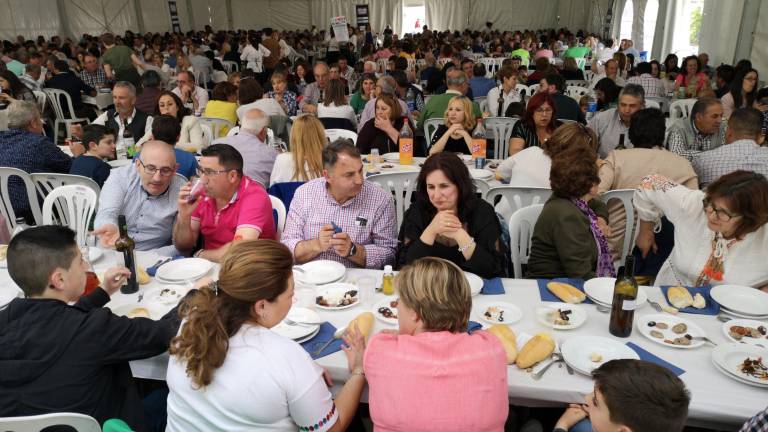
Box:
[135,140,178,196]
[241,108,268,137]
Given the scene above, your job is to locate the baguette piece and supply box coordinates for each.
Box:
[516,333,555,369]
[137,267,151,285]
[487,324,518,364]
[547,282,586,304]
[349,312,374,340]
[692,293,706,309]
[667,286,694,309]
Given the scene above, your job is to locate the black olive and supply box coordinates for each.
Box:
[684,334,692,340]
[647,321,656,327]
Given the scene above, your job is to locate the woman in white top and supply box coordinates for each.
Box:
[485,66,521,117]
[635,171,768,289]
[317,79,358,130]
[137,91,206,152]
[167,240,366,431]
[270,115,326,185]
[240,35,271,73]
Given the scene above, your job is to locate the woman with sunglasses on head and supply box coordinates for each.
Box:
[635,170,768,290]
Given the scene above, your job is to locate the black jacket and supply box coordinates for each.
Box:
[0,288,180,430]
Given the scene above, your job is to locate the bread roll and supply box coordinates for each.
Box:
[127,307,150,318]
[487,325,517,364]
[667,286,693,309]
[516,333,555,369]
[137,267,151,285]
[692,293,706,309]
[546,282,586,304]
[349,312,374,340]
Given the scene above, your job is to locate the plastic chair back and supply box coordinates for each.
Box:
[599,189,636,269]
[368,172,418,229]
[198,117,234,140]
[508,204,544,279]
[669,99,697,121]
[0,167,43,232]
[566,85,590,100]
[269,194,287,239]
[42,185,98,246]
[326,128,358,143]
[486,186,552,214]
[423,117,444,143]
[0,412,101,432]
[484,117,518,159]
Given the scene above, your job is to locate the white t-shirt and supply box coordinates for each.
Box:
[317,103,358,129]
[166,324,338,432]
[495,146,552,220]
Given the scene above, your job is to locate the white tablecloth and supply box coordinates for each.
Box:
[1,250,762,429]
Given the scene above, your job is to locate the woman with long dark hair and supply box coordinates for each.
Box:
[722,68,761,119]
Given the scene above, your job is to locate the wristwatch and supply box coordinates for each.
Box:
[347,242,357,257]
[553,428,568,432]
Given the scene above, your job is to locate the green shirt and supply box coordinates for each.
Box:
[417,92,481,130]
[510,49,531,66]
[102,45,134,72]
[564,46,591,59]
[349,91,369,115]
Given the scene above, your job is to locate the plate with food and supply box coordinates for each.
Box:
[272,307,322,341]
[468,168,494,180]
[722,319,768,347]
[144,285,191,306]
[315,283,359,310]
[156,258,213,282]
[374,297,399,325]
[479,301,523,325]
[561,335,640,376]
[636,314,708,349]
[293,260,346,285]
[711,343,768,387]
[711,285,768,317]
[465,272,483,296]
[109,302,167,320]
[583,277,648,307]
[535,303,587,330]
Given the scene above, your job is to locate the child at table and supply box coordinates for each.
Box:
[553,359,690,432]
[69,123,115,187]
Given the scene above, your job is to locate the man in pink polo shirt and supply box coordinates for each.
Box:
[173,144,276,262]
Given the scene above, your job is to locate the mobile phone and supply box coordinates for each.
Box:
[331,222,342,234]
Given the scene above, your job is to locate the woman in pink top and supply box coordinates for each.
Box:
[364,257,509,432]
[674,56,709,98]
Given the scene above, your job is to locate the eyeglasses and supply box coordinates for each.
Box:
[196,167,232,177]
[137,159,175,177]
[535,107,553,114]
[702,198,741,222]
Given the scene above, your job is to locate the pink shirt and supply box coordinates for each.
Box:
[364,330,508,432]
[191,176,276,249]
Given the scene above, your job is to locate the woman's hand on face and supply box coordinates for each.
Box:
[374,115,391,131]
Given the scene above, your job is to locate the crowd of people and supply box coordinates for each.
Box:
[1,21,768,432]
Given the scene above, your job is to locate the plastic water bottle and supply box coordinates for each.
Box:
[405,88,416,113]
[11,217,30,238]
[585,90,598,122]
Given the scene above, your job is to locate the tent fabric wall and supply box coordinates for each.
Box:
[310,0,401,35]
[188,0,229,31]
[468,0,559,31]
[424,0,466,31]
[138,0,172,33]
[749,0,768,82]
[0,0,61,39]
[231,0,272,31]
[62,0,140,36]
[698,0,745,68]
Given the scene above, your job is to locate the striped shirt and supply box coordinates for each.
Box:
[282,178,397,269]
[626,73,666,99]
[741,407,768,432]
[691,139,768,185]
[94,165,185,255]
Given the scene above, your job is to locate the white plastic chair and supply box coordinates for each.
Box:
[474,179,491,199]
[575,58,587,71]
[527,84,540,95]
[368,172,418,229]
[377,58,389,74]
[647,97,669,113]
[221,61,239,74]
[644,99,660,110]
[199,123,213,146]
[42,185,97,246]
[326,128,358,143]
[508,204,544,279]
[516,85,530,99]
[0,412,101,431]
[269,195,286,239]
[43,88,90,144]
[669,99,696,121]
[437,57,452,67]
[406,58,416,71]
[565,80,589,88]
[423,118,444,144]
[584,71,595,82]
[486,186,552,214]
[32,90,47,113]
[0,167,43,233]
[566,85,590,100]
[198,117,234,140]
[599,189,637,269]
[30,173,100,223]
[226,125,240,137]
[484,117,518,159]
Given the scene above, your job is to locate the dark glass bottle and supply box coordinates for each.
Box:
[609,255,638,337]
[114,215,139,294]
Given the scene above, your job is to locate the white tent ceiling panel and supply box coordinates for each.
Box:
[269,0,312,31]
[424,0,466,31]
[0,0,61,40]
[138,0,172,33]
[62,0,139,36]
[749,0,768,82]
[468,0,559,32]
[188,0,229,31]
[231,0,271,30]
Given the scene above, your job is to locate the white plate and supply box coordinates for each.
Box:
[373,297,399,326]
[479,301,523,325]
[458,154,473,162]
[561,335,640,375]
[711,285,768,317]
[108,159,132,168]
[382,152,400,162]
[719,306,768,320]
[468,168,494,180]
[108,302,167,320]
[583,277,648,307]
[294,260,347,285]
[379,163,420,172]
[88,247,103,262]
[294,326,321,344]
[535,303,588,330]
[636,314,707,349]
[144,285,192,306]
[710,355,768,388]
[315,283,359,310]
[721,319,768,347]
[272,307,322,340]
[156,258,213,282]
[465,272,483,296]
[711,343,768,387]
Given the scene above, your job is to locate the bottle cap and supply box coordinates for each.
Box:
[384,265,393,272]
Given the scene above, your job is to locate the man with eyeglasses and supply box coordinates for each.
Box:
[588,84,645,158]
[173,144,276,263]
[93,141,184,256]
[79,54,109,89]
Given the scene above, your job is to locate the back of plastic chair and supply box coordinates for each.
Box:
[199,123,213,146]
[43,88,76,120]
[0,412,101,432]
[30,173,100,226]
[575,58,587,71]
[644,99,660,110]
[32,90,47,113]
[269,195,287,239]
[198,117,235,140]
[406,58,416,71]
[527,84,540,95]
[474,179,491,199]
[486,186,552,214]
[326,128,358,143]
[0,167,43,232]
[566,85,589,100]
[423,117,444,143]
[222,61,239,74]
[484,117,518,159]
[508,204,544,279]
[669,99,696,121]
[226,126,240,137]
[599,189,636,269]
[368,172,418,229]
[565,80,589,88]
[377,58,388,74]
[516,85,530,99]
[42,185,98,246]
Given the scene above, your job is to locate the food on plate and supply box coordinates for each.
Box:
[664,335,692,346]
[137,267,151,285]
[650,330,664,339]
[729,325,768,340]
[671,323,688,334]
[316,290,358,308]
[546,308,573,326]
[655,322,669,329]
[0,244,7,260]
[377,306,397,319]
[484,306,505,322]
[589,352,603,363]
[516,333,555,369]
[739,357,768,380]
[661,304,679,314]
[667,286,694,309]
[155,288,182,304]
[546,282,586,304]
[127,307,150,318]
[349,312,374,340]
[488,162,499,169]
[381,164,394,168]
[487,324,518,364]
[692,293,706,309]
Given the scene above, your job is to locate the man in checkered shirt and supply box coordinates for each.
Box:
[691,107,768,186]
[742,406,768,432]
[666,97,726,161]
[282,139,397,269]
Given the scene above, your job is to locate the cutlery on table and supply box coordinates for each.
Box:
[284,318,324,327]
[688,336,717,346]
[595,303,610,313]
[313,326,347,356]
[531,358,560,380]
[647,300,664,313]
[716,314,732,323]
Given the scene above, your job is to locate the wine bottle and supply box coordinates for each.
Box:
[114,214,139,294]
[609,255,638,337]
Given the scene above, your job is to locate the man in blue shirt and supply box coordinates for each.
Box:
[469,63,496,98]
[145,114,198,180]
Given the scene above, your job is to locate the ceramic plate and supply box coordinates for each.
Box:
[468,168,494,180]
[465,272,483,296]
[561,335,639,375]
[636,313,707,349]
[272,307,322,340]
[373,297,399,326]
[108,302,167,320]
[711,285,768,317]
[144,285,192,306]
[478,301,523,325]
[535,303,588,330]
[583,277,648,307]
[293,260,346,285]
[382,152,400,162]
[156,258,213,282]
[315,283,359,310]
[721,319,768,347]
[711,343,768,387]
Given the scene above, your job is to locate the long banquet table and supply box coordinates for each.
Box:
[0,248,763,430]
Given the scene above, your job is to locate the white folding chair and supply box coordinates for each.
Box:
[484,117,518,159]
[423,118,444,144]
[0,167,43,233]
[565,80,589,88]
[508,204,544,279]
[42,185,98,247]
[221,61,239,74]
[486,186,552,214]
[198,117,234,140]
[199,123,213,146]
[326,128,358,143]
[30,173,100,222]
[0,412,101,432]
[599,189,637,269]
[368,172,418,229]
[566,85,589,101]
[474,179,491,199]
[32,90,47,113]
[43,88,90,144]
[669,99,697,121]
[269,195,286,239]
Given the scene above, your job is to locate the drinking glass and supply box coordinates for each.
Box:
[357,276,376,307]
[371,148,380,165]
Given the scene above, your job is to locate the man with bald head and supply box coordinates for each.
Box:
[211,108,277,187]
[357,75,410,132]
[93,140,185,255]
[418,67,481,129]
[300,62,330,114]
